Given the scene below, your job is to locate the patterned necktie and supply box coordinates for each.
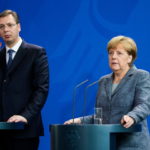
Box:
[7,49,14,68]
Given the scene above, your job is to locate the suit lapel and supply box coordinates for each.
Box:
[7,41,28,74]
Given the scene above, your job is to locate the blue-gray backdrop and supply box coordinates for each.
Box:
[0,0,150,150]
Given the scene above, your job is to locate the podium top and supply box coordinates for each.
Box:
[50,124,141,133]
[0,122,25,130]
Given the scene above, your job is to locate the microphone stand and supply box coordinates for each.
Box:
[72,79,89,124]
[82,79,100,124]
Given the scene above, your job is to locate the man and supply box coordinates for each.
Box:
[0,10,49,150]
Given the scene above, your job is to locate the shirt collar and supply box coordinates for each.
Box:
[6,37,22,53]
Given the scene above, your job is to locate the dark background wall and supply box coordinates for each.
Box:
[0,0,150,149]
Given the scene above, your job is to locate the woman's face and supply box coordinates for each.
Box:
[108,44,132,73]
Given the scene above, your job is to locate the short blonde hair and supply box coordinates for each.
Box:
[107,35,137,65]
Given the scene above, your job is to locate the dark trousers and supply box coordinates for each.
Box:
[0,135,39,150]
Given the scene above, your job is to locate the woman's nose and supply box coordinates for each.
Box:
[112,52,117,58]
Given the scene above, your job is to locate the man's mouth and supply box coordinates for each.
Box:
[4,35,11,39]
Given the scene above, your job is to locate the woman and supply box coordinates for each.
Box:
[64,35,150,150]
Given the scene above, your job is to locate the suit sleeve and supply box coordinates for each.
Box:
[127,71,150,123]
[20,48,49,122]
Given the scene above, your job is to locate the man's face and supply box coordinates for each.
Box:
[0,14,21,47]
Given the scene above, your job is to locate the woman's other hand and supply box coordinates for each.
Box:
[121,115,135,128]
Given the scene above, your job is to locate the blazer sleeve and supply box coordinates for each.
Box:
[127,71,150,123]
[20,48,49,122]
[80,115,93,124]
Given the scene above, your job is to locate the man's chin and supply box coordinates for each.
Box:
[5,40,14,46]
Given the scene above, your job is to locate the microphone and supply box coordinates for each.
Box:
[82,79,100,124]
[72,79,89,124]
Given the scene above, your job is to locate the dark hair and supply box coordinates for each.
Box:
[0,9,20,24]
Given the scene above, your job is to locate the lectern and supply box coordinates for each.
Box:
[0,122,24,130]
[50,124,141,150]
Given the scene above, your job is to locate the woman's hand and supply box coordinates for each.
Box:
[121,115,135,128]
[64,118,81,125]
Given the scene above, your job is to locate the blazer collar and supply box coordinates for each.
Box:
[105,65,137,99]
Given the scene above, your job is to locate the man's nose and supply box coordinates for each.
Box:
[3,25,10,31]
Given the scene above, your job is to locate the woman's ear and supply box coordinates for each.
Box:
[128,55,132,64]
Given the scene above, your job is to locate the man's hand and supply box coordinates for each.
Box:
[7,115,28,123]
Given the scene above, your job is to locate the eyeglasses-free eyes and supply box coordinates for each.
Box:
[0,23,17,30]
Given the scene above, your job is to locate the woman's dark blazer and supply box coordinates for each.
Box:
[0,41,49,138]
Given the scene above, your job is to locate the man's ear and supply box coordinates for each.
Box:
[18,23,21,32]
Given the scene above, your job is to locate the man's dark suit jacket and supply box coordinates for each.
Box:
[0,41,49,138]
